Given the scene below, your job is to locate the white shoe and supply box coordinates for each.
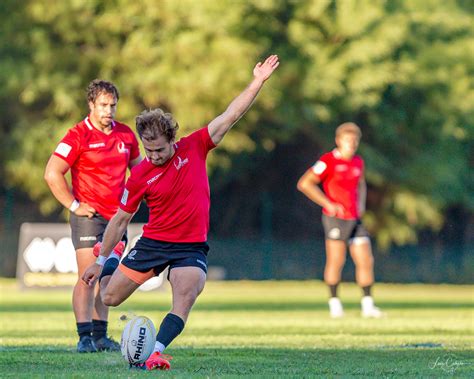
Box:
[361,296,384,318]
[329,297,344,318]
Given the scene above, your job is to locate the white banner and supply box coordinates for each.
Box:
[16,223,164,290]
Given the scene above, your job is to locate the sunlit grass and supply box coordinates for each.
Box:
[0,279,473,377]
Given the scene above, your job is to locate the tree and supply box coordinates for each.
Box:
[3,0,473,249]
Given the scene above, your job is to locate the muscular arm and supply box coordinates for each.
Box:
[82,208,133,286]
[208,55,279,145]
[44,155,95,217]
[99,208,134,259]
[297,170,344,217]
[358,176,367,217]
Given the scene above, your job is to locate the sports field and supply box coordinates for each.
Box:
[0,279,472,378]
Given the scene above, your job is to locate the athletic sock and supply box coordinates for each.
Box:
[107,252,121,261]
[328,284,339,298]
[77,322,93,339]
[362,285,372,297]
[100,257,120,280]
[92,319,107,340]
[154,313,185,351]
[153,341,166,354]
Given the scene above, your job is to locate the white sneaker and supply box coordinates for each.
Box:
[361,296,384,318]
[329,297,344,318]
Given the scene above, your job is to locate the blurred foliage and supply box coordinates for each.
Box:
[1,0,473,249]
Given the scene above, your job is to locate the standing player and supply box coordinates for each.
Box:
[82,55,280,370]
[297,122,383,318]
[44,80,142,352]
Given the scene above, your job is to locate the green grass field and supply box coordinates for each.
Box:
[0,279,472,378]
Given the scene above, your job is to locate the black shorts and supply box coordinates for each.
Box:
[322,215,369,243]
[119,237,209,285]
[70,213,127,250]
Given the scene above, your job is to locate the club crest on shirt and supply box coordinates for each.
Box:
[174,156,189,170]
[117,141,129,154]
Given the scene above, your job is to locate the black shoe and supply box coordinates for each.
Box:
[77,336,98,353]
[94,336,121,352]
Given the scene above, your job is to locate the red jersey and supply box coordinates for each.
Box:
[311,149,364,220]
[120,127,216,242]
[54,116,140,220]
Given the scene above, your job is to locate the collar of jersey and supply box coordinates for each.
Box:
[84,116,115,132]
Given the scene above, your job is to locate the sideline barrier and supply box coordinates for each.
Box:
[16,223,164,290]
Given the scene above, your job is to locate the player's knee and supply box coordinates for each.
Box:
[102,290,121,307]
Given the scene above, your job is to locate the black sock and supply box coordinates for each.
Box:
[328,284,339,298]
[77,322,93,339]
[156,313,185,348]
[362,285,372,297]
[99,258,120,282]
[92,319,108,340]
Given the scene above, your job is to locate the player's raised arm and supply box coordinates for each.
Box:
[208,54,279,145]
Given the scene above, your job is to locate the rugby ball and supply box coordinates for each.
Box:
[121,316,156,364]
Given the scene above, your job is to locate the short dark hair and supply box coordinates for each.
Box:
[136,108,179,142]
[86,79,120,104]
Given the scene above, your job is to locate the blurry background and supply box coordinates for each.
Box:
[0,0,472,283]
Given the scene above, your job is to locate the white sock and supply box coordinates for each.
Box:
[153,341,165,354]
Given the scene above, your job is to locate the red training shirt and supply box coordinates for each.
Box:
[120,127,216,242]
[311,149,364,220]
[54,116,140,220]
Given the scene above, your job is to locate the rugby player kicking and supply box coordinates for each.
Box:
[82,55,280,370]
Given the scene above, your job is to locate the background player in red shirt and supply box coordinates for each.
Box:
[297,123,383,318]
[44,80,142,352]
[82,55,280,370]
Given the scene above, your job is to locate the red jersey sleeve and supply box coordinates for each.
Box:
[311,153,331,182]
[120,169,147,214]
[193,126,217,157]
[53,127,82,167]
[130,133,140,161]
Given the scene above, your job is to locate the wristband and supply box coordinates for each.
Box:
[69,199,80,212]
[95,255,107,266]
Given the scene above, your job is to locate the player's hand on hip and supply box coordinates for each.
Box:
[74,202,96,218]
[253,55,280,82]
[326,202,345,218]
[82,264,101,287]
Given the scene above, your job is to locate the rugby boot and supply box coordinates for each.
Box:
[329,297,344,318]
[361,296,385,318]
[145,352,172,370]
[77,336,98,353]
[94,336,121,352]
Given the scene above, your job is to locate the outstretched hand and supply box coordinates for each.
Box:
[253,55,280,82]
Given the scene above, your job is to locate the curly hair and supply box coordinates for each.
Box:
[136,108,179,142]
[86,79,120,104]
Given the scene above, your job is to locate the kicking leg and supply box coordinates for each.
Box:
[145,267,206,371]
